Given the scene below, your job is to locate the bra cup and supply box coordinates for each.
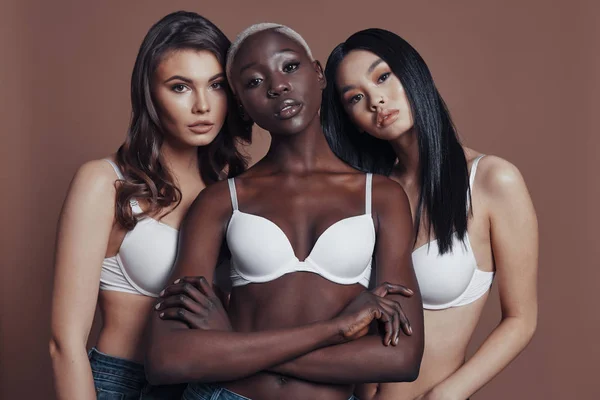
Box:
[412,234,476,307]
[227,212,297,281]
[118,219,178,295]
[308,215,375,282]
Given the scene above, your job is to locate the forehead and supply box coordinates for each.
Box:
[234,30,307,69]
[156,49,222,76]
[336,49,384,85]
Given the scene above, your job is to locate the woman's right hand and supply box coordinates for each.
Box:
[155,276,233,331]
[335,282,413,346]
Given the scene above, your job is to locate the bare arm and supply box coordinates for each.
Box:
[269,177,425,384]
[422,157,538,400]
[145,181,394,385]
[49,161,117,400]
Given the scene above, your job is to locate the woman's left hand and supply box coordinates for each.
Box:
[155,276,232,331]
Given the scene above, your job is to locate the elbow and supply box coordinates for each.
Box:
[145,344,211,385]
[145,348,184,385]
[49,337,60,360]
[49,335,81,361]
[385,340,424,383]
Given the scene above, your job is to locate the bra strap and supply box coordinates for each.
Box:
[227,178,239,211]
[365,173,372,215]
[104,159,124,180]
[467,155,486,212]
[104,159,142,214]
[469,155,486,188]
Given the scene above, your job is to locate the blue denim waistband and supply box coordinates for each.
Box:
[184,382,359,400]
[88,347,146,388]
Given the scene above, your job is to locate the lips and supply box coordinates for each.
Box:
[274,98,303,120]
[188,120,214,134]
[376,109,400,128]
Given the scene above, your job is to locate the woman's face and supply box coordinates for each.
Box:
[230,30,325,135]
[152,49,228,148]
[335,50,413,141]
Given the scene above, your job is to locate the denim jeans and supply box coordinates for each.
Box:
[183,382,359,400]
[89,347,185,399]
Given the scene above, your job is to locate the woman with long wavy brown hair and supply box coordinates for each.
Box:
[49,11,251,399]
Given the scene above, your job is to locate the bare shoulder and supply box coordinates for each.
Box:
[186,178,233,220]
[371,174,410,215]
[474,154,530,199]
[67,157,121,203]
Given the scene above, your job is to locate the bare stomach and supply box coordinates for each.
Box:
[222,273,364,400]
[95,290,157,364]
[363,295,489,400]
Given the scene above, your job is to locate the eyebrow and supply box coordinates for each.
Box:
[367,58,384,74]
[340,58,385,95]
[238,48,298,74]
[163,73,225,84]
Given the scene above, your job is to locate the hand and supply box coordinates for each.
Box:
[155,276,232,331]
[335,281,413,346]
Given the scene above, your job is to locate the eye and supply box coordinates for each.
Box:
[171,84,188,93]
[348,93,364,105]
[246,77,263,88]
[210,81,224,90]
[283,62,300,73]
[377,72,391,83]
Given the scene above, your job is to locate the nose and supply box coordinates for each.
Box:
[267,76,291,98]
[193,90,210,114]
[369,93,386,112]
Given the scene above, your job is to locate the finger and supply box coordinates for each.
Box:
[381,297,412,337]
[155,294,206,314]
[161,281,212,307]
[379,302,400,346]
[196,276,218,300]
[158,308,203,329]
[372,282,414,298]
[372,307,392,346]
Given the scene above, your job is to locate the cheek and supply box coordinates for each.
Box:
[346,107,372,131]
[156,92,189,126]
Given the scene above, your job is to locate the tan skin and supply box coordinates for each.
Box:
[49,49,228,400]
[146,31,424,400]
[335,50,538,400]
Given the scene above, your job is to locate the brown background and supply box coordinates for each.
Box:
[1,0,597,398]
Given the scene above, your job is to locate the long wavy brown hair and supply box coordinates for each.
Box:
[114,11,252,230]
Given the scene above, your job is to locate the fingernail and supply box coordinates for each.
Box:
[159,290,165,297]
[159,312,164,318]
[174,279,180,284]
[408,326,413,335]
[155,302,162,310]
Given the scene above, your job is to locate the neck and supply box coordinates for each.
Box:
[390,128,420,187]
[160,139,201,181]
[263,113,338,174]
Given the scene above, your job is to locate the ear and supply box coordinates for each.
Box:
[313,60,326,90]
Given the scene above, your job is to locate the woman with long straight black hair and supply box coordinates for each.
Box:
[322,28,538,400]
[49,11,251,399]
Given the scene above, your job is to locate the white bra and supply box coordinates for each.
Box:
[226,174,375,288]
[412,155,494,310]
[99,160,179,297]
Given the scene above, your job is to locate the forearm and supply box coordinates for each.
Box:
[271,335,422,384]
[431,316,536,399]
[146,319,341,385]
[49,340,96,400]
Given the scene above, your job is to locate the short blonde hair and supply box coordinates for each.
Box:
[226,23,315,93]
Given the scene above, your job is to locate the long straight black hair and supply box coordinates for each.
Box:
[321,28,469,254]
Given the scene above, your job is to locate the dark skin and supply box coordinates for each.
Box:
[146,30,424,400]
